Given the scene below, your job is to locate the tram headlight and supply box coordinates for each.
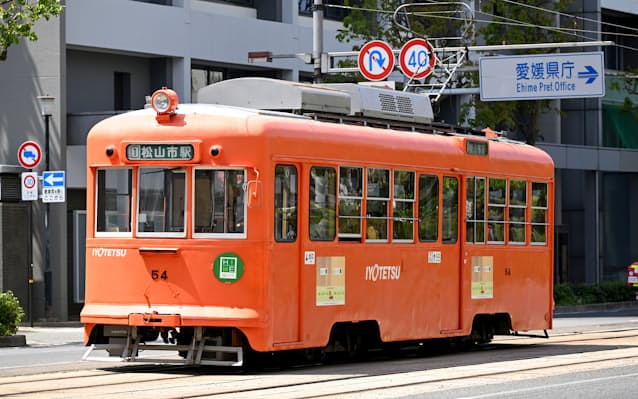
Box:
[150,87,178,115]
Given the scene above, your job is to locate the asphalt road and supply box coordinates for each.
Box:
[0,309,637,399]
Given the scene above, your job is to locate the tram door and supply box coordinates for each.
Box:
[440,175,462,332]
[271,164,301,344]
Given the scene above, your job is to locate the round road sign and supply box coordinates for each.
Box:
[399,38,437,80]
[358,40,395,81]
[23,173,36,189]
[17,140,42,169]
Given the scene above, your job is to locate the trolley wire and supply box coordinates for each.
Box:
[323,1,638,54]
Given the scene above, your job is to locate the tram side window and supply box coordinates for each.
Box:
[194,169,246,235]
[508,180,527,244]
[442,176,458,243]
[366,168,390,241]
[309,167,336,241]
[275,165,298,242]
[138,168,186,234]
[466,176,486,243]
[96,169,132,233]
[338,166,363,240]
[418,174,439,242]
[393,170,415,242]
[531,182,548,244]
[487,178,506,243]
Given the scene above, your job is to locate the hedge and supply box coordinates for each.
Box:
[554,281,636,306]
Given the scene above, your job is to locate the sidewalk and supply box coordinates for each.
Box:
[16,325,84,347]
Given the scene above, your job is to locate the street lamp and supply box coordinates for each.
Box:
[37,94,55,313]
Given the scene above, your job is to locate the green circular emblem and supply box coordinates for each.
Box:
[213,252,245,283]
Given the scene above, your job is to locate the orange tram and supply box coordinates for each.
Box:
[81,78,554,366]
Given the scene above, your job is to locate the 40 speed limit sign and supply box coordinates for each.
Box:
[399,38,437,79]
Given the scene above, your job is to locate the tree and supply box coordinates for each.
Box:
[335,0,574,144]
[0,0,63,61]
[469,0,572,144]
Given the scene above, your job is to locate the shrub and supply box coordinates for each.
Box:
[0,291,24,336]
[554,281,636,306]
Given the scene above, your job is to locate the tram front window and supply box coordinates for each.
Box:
[137,167,186,236]
[96,169,132,234]
[194,169,246,236]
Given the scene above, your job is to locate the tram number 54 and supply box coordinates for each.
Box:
[151,269,168,281]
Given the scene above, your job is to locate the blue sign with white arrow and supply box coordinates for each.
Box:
[479,51,605,101]
[41,171,66,203]
[42,171,65,187]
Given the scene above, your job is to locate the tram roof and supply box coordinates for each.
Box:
[196,77,435,125]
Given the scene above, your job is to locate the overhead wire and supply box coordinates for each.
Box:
[323,1,638,54]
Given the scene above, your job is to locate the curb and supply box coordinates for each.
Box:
[555,301,638,315]
[0,334,26,348]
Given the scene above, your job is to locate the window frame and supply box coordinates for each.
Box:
[192,167,247,239]
[309,166,337,241]
[392,169,416,243]
[418,174,439,242]
[338,166,363,240]
[487,177,506,244]
[366,167,390,243]
[136,167,187,238]
[531,181,549,245]
[465,176,486,244]
[274,164,298,242]
[508,179,527,245]
[94,168,133,238]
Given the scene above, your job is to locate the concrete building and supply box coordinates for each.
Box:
[0,0,636,321]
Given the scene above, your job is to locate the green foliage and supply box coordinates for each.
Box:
[0,290,24,336]
[0,0,64,60]
[462,0,572,144]
[554,282,636,306]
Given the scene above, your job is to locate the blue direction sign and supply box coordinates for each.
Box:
[42,171,65,203]
[479,52,605,101]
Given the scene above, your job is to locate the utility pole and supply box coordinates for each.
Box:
[312,0,324,83]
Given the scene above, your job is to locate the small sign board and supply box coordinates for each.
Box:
[479,51,605,101]
[21,172,38,201]
[42,170,65,203]
[17,141,42,169]
[125,143,194,161]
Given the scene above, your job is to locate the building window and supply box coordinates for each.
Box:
[114,72,131,110]
[299,0,361,21]
[191,67,224,102]
[309,166,336,241]
[275,165,298,242]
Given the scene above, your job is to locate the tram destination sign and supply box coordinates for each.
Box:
[125,143,194,161]
[479,51,605,101]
